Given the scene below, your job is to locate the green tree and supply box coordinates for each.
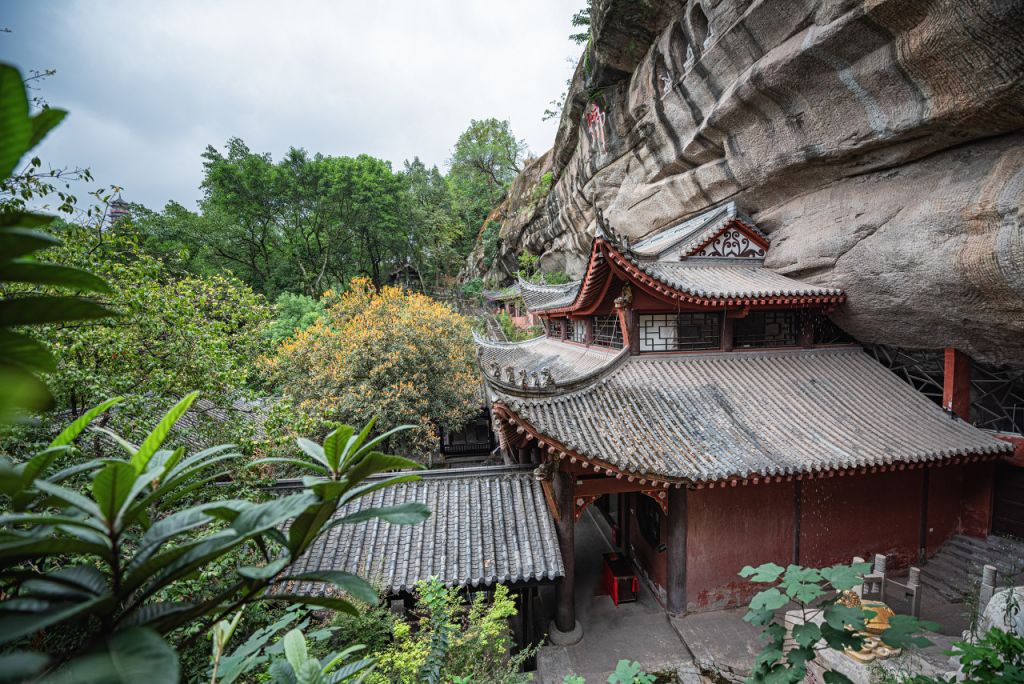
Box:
[265,291,327,346]
[400,157,461,287]
[25,221,269,429]
[447,118,526,256]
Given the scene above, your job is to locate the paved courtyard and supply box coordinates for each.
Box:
[534,507,983,683]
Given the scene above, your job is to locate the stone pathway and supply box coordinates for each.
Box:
[535,508,694,682]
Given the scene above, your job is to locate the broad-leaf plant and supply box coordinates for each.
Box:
[740,561,938,683]
[0,395,427,682]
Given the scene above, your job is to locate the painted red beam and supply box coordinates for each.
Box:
[943,348,971,420]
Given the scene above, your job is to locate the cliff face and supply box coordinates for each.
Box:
[470,0,1024,367]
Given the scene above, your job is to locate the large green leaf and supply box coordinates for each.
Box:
[238,557,290,581]
[0,64,31,179]
[339,473,421,505]
[0,226,58,262]
[21,566,109,599]
[91,462,138,525]
[739,562,786,583]
[0,261,111,292]
[0,593,112,646]
[34,480,103,519]
[130,391,198,472]
[281,570,377,604]
[819,563,871,591]
[27,107,66,149]
[296,438,330,469]
[334,502,430,526]
[748,587,789,612]
[40,627,179,684]
[0,651,50,683]
[0,296,113,326]
[322,425,354,473]
[0,363,51,416]
[0,536,113,566]
[0,330,55,373]
[343,451,421,488]
[273,594,359,616]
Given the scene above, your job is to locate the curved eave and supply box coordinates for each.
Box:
[480,345,630,395]
[493,402,1005,489]
[542,239,846,314]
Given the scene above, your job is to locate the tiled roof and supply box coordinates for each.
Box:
[517,277,581,312]
[475,333,625,390]
[279,466,563,596]
[495,348,1011,482]
[634,260,842,299]
[630,201,764,259]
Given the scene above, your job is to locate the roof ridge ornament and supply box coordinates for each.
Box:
[595,206,630,253]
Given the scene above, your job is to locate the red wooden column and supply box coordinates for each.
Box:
[666,487,688,615]
[550,469,583,644]
[943,348,971,419]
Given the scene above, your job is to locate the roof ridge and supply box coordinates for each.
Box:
[516,275,581,293]
[472,331,548,347]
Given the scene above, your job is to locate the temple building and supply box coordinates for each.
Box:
[475,202,1016,642]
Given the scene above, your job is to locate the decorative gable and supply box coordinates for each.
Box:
[691,224,766,258]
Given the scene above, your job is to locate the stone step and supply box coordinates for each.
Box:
[917,570,966,603]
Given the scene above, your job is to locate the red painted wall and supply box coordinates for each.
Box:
[960,461,996,538]
[800,470,925,569]
[685,481,795,612]
[927,465,963,553]
[626,494,668,606]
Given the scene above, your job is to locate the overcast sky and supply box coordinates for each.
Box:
[2,0,582,211]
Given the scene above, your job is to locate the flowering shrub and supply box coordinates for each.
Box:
[262,278,479,461]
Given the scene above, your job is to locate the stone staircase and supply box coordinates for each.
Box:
[915,534,1024,603]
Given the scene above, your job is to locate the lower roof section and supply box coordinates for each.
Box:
[475,333,625,390]
[278,465,563,596]
[494,348,1011,483]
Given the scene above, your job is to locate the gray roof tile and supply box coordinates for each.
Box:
[495,348,1011,482]
[516,278,581,311]
[280,466,563,596]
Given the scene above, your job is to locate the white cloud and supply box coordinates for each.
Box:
[5,0,583,210]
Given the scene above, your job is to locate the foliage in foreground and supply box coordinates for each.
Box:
[741,562,936,684]
[0,63,115,419]
[560,660,656,684]
[0,399,429,682]
[366,578,531,684]
[262,278,479,462]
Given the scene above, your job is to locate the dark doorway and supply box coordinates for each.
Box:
[993,462,1024,539]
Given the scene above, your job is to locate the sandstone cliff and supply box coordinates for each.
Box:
[467,0,1024,367]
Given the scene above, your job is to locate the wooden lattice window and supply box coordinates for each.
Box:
[733,311,798,348]
[547,318,564,338]
[570,319,587,343]
[592,314,623,348]
[639,312,721,352]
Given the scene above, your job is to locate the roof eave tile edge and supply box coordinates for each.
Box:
[493,402,1009,489]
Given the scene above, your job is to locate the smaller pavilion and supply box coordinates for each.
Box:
[476,202,1012,643]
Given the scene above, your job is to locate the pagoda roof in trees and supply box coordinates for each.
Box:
[490,348,1011,485]
[516,277,581,312]
[519,202,844,315]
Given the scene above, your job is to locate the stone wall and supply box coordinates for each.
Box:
[467,0,1024,367]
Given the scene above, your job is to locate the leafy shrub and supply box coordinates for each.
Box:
[265,291,327,346]
[741,561,935,683]
[367,578,532,684]
[0,398,429,682]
